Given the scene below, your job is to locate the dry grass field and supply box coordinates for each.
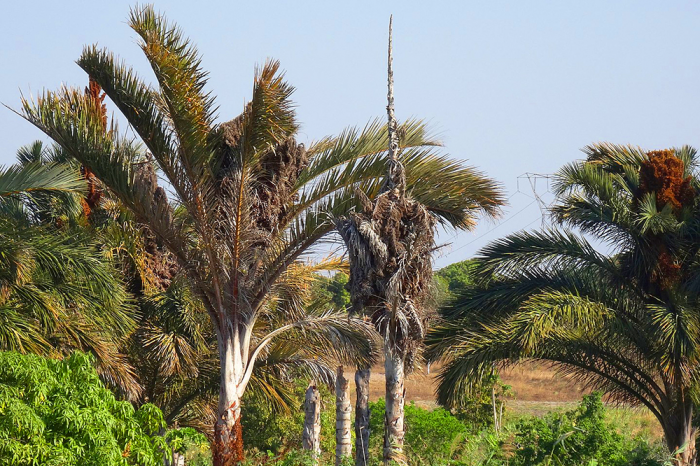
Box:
[362,361,662,439]
[366,361,587,405]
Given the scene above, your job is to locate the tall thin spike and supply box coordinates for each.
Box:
[387,16,397,164]
[385,15,406,193]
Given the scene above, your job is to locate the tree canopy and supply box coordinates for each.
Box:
[427,144,700,466]
[0,351,167,466]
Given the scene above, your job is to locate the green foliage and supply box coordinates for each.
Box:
[238,390,667,466]
[369,399,468,464]
[165,428,211,466]
[508,394,665,466]
[435,259,476,298]
[327,273,351,310]
[311,273,351,311]
[2,141,142,397]
[0,351,166,466]
[242,380,339,460]
[241,392,303,454]
[242,449,355,466]
[451,373,511,431]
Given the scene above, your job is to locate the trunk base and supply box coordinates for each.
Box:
[384,351,406,465]
[213,405,244,466]
[355,368,371,466]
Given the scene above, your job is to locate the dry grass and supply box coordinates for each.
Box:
[357,361,664,440]
[365,361,587,405]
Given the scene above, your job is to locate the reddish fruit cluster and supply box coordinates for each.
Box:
[654,250,682,290]
[639,150,694,212]
[81,78,107,217]
[86,78,107,128]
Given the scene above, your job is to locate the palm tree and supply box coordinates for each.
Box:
[130,259,378,438]
[0,143,138,394]
[17,6,483,464]
[336,18,504,464]
[17,122,373,444]
[335,366,352,465]
[19,139,378,442]
[427,144,700,466]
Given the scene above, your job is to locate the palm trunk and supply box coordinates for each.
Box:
[383,349,406,465]
[213,336,244,466]
[173,452,185,466]
[491,385,499,433]
[303,381,321,462]
[355,368,371,466]
[664,401,697,466]
[336,367,352,465]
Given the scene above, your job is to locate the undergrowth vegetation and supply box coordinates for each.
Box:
[0,352,167,466]
[230,383,669,466]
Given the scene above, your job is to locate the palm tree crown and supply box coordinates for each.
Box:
[0,142,137,394]
[427,143,700,466]
[16,6,500,465]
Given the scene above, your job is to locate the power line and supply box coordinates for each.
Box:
[442,190,532,243]
[517,172,556,227]
[447,199,538,254]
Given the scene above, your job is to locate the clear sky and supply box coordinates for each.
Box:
[2,1,700,268]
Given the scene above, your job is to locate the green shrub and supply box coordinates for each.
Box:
[0,351,167,466]
[369,399,468,464]
[166,427,211,466]
[242,385,668,466]
[509,393,664,466]
[242,380,338,462]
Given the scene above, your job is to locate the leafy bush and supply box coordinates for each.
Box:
[242,380,338,461]
[448,373,511,432]
[242,385,668,466]
[242,394,303,454]
[435,259,476,298]
[165,427,211,466]
[509,393,665,466]
[0,351,167,465]
[369,399,468,464]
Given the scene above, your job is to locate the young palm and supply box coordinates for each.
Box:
[336,19,504,464]
[17,6,484,464]
[427,144,700,466]
[0,143,137,394]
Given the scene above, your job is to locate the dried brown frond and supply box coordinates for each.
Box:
[133,161,178,291]
[337,186,436,367]
[654,250,682,290]
[217,115,308,235]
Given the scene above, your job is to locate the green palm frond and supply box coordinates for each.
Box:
[129,4,217,180]
[0,161,85,198]
[428,141,700,459]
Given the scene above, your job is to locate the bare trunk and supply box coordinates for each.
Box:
[303,381,321,462]
[355,368,371,466]
[664,402,697,466]
[499,400,504,431]
[384,349,406,465]
[173,452,185,466]
[213,336,244,466]
[335,367,352,465]
[491,385,499,433]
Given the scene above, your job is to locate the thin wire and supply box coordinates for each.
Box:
[442,190,527,242]
[448,199,538,254]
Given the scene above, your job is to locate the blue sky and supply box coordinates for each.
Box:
[2,1,700,267]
